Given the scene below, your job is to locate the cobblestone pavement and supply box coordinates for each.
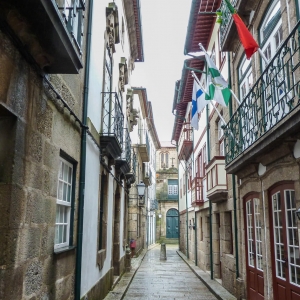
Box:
[122,244,217,300]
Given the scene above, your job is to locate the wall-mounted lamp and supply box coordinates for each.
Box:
[137,181,146,199]
[295,207,300,220]
[158,214,162,218]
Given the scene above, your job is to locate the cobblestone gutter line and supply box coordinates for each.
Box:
[176,250,237,300]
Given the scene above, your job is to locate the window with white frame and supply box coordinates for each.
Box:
[260,1,282,68]
[239,57,253,100]
[168,185,178,195]
[55,157,73,249]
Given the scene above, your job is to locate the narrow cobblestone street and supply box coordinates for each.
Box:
[122,244,217,300]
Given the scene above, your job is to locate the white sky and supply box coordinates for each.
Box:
[131,0,191,143]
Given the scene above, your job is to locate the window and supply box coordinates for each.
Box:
[260,1,282,68]
[218,30,226,70]
[239,57,253,100]
[55,157,74,249]
[168,179,178,199]
[160,152,169,169]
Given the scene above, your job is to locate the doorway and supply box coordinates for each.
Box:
[166,208,179,238]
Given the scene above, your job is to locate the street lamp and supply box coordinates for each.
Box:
[295,207,300,220]
[137,181,146,203]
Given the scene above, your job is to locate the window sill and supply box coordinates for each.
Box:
[54,246,76,255]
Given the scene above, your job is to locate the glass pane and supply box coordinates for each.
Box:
[55,226,59,244]
[68,185,71,202]
[59,225,63,244]
[63,164,68,181]
[63,183,67,201]
[286,190,291,209]
[63,225,67,243]
[68,167,72,184]
[56,206,59,223]
[296,266,300,285]
[59,161,63,179]
[58,181,63,200]
[59,206,64,223]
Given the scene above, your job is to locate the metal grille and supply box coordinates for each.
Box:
[101,92,124,146]
[224,21,300,164]
[121,128,131,164]
[219,0,238,46]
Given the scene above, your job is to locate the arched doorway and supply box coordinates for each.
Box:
[166,208,179,238]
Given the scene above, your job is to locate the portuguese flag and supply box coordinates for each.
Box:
[224,0,259,59]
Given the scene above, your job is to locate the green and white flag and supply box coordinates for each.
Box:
[204,53,231,107]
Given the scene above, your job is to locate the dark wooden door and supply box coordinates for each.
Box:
[244,194,264,300]
[166,209,179,238]
[269,183,300,300]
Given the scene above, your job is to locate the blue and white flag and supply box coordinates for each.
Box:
[191,80,207,130]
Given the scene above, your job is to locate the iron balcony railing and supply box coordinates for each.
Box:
[56,0,85,51]
[178,122,193,161]
[131,149,137,178]
[101,92,124,147]
[224,20,300,165]
[121,128,131,164]
[219,0,238,47]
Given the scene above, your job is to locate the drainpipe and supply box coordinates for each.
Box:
[228,53,239,278]
[75,0,93,299]
[186,163,189,259]
[195,211,197,266]
[205,72,213,280]
[192,127,197,265]
[176,141,180,251]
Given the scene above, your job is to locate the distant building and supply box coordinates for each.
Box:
[156,142,179,243]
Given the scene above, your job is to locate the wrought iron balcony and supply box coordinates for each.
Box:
[100,92,124,159]
[224,21,300,172]
[142,163,152,186]
[0,0,84,73]
[178,122,193,161]
[206,156,228,203]
[219,0,260,52]
[115,128,131,175]
[134,129,150,162]
[125,149,136,186]
[150,199,158,211]
[191,177,204,207]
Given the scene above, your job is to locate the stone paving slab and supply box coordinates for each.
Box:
[105,244,236,300]
[177,250,237,300]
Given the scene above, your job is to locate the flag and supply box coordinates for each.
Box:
[191,80,207,130]
[204,53,231,107]
[224,0,259,59]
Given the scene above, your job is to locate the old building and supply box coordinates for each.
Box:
[127,88,160,256]
[155,142,179,243]
[0,0,151,299]
[173,0,300,300]
[0,0,87,299]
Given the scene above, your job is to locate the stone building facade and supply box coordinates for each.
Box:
[156,142,179,243]
[172,0,300,299]
[0,0,86,298]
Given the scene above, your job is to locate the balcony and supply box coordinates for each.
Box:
[125,149,136,186]
[224,21,300,173]
[115,128,131,175]
[100,92,124,160]
[219,0,260,52]
[142,163,151,186]
[178,122,193,161]
[0,0,84,73]
[134,129,150,162]
[206,156,227,203]
[191,177,204,207]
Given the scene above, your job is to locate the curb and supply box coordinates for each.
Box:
[176,250,237,300]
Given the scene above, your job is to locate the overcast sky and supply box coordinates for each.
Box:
[131,0,191,143]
